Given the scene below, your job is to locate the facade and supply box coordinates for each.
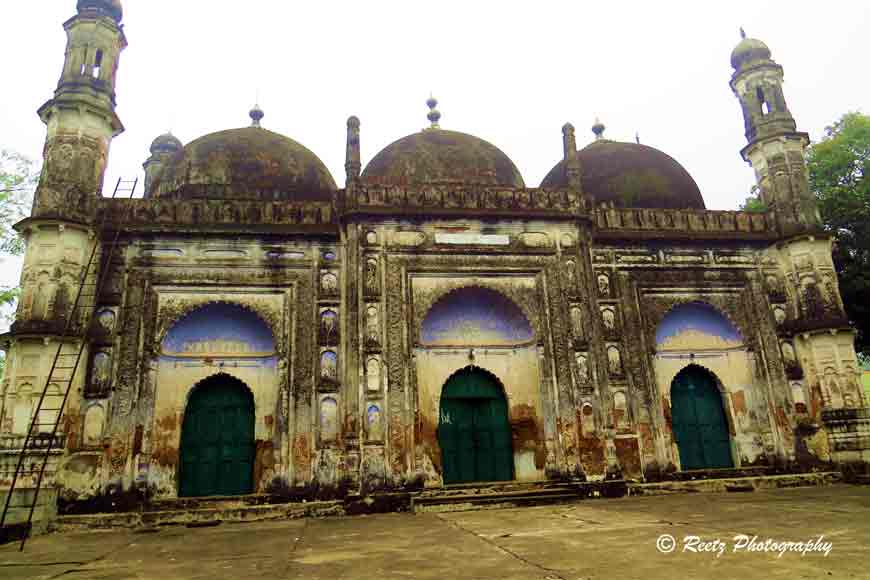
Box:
[1,2,869,503]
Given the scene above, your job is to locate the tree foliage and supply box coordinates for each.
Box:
[0,149,38,343]
[807,112,870,357]
[739,185,768,213]
[1,149,38,255]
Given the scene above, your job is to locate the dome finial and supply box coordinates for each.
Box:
[739,27,746,39]
[426,94,442,129]
[592,117,606,140]
[249,103,264,128]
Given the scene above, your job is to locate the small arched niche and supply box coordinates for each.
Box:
[656,302,744,352]
[162,303,275,357]
[421,287,533,347]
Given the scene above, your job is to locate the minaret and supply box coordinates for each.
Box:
[1,1,126,438]
[729,30,820,232]
[730,33,866,462]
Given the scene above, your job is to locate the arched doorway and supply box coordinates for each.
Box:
[670,366,733,470]
[179,374,255,497]
[438,367,513,484]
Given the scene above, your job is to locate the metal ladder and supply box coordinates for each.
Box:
[0,177,138,550]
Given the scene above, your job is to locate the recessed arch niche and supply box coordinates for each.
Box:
[162,302,276,357]
[652,301,763,469]
[420,286,534,347]
[656,301,744,352]
[151,301,281,499]
[413,283,545,485]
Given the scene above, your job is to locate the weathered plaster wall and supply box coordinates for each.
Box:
[415,347,545,484]
[409,275,550,485]
[148,302,281,498]
[653,302,769,468]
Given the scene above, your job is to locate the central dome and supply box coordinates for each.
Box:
[362,129,525,188]
[541,139,705,210]
[152,127,337,201]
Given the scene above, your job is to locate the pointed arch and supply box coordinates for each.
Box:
[438,365,513,484]
[669,364,734,470]
[179,373,255,497]
[441,365,509,399]
[421,286,534,347]
[157,299,278,350]
[656,301,744,352]
[161,302,276,356]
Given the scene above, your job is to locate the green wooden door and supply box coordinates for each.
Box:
[439,368,513,484]
[671,367,733,470]
[179,377,255,497]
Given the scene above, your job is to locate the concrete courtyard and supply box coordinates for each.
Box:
[1,484,868,580]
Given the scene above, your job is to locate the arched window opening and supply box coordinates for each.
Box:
[757,86,770,115]
[92,49,103,78]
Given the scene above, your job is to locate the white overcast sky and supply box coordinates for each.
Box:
[1,0,868,293]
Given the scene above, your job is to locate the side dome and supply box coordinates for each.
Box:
[152,127,337,201]
[77,0,123,22]
[541,140,705,210]
[731,36,771,70]
[362,129,525,188]
[150,133,182,155]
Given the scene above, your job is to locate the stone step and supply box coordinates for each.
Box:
[417,480,578,499]
[48,472,843,532]
[412,480,628,513]
[626,471,842,496]
[661,466,774,481]
[144,493,284,513]
[53,499,345,532]
[413,492,583,513]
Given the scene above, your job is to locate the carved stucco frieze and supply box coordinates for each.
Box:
[112,270,145,419]
[384,259,406,392]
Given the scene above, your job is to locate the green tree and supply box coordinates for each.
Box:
[807,112,870,357]
[739,185,768,213]
[1,149,38,255]
[0,149,38,375]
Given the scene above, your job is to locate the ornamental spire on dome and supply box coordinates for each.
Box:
[249,103,264,128]
[592,118,606,140]
[426,95,442,129]
[739,27,746,39]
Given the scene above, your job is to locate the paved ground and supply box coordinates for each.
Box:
[1,484,868,580]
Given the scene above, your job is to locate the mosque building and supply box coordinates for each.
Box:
[1,0,868,503]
